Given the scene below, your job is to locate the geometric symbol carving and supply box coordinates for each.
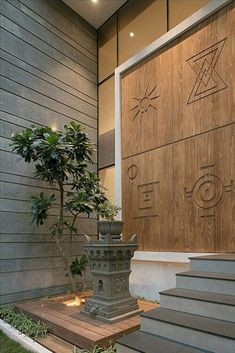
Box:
[187,38,227,104]
[224,181,233,193]
[134,181,159,218]
[201,214,215,240]
[193,174,223,209]
[185,164,233,215]
[130,83,160,121]
[113,278,127,293]
[127,164,138,180]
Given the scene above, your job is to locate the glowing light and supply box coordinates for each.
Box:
[63,296,85,307]
[129,32,134,37]
[91,0,98,3]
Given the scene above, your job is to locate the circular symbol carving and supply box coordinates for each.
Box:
[139,96,150,112]
[193,174,223,209]
[127,164,138,180]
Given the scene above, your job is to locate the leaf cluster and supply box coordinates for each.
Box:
[11,122,93,185]
[70,255,89,277]
[98,201,121,221]
[31,192,55,226]
[65,172,108,218]
[11,122,116,228]
[75,344,116,353]
[0,307,48,339]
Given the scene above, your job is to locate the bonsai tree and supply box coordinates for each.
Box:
[98,201,120,220]
[97,201,122,238]
[11,122,113,295]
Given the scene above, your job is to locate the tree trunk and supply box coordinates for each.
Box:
[55,236,78,294]
[57,181,78,295]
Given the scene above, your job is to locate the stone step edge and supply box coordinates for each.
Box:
[176,271,235,281]
[189,254,235,261]
[117,330,214,353]
[159,288,235,306]
[141,308,235,340]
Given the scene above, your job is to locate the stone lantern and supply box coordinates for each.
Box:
[82,231,141,322]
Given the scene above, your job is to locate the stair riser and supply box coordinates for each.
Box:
[160,295,235,322]
[116,344,139,353]
[176,276,235,295]
[141,318,235,353]
[190,260,235,274]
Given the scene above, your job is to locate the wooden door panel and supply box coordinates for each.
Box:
[121,48,172,159]
[122,145,173,251]
[121,4,234,156]
[172,3,235,141]
[173,124,235,252]
[121,4,235,252]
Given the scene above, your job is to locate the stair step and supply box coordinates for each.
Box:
[141,308,235,339]
[177,271,235,280]
[189,255,235,274]
[116,331,213,353]
[160,288,235,306]
[160,288,235,322]
[189,254,235,261]
[176,271,235,295]
[37,334,74,353]
[141,308,235,353]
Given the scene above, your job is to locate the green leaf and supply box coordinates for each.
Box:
[31,193,55,226]
[70,255,89,277]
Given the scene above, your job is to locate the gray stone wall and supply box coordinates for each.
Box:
[0,0,97,305]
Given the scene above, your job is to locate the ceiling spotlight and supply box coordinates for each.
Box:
[129,32,134,37]
[91,0,98,3]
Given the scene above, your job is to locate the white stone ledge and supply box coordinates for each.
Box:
[0,319,52,353]
[132,252,213,263]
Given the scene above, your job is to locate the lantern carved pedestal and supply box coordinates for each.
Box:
[82,232,142,323]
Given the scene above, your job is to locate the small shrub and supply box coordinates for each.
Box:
[75,344,116,353]
[0,308,48,340]
[98,201,120,221]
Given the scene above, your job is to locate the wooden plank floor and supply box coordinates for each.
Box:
[16,292,159,350]
[37,334,74,353]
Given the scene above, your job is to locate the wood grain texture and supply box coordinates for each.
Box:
[15,294,159,349]
[122,145,173,251]
[121,48,172,159]
[37,334,74,353]
[172,3,235,141]
[121,4,235,252]
[99,129,115,168]
[121,3,234,158]
[173,124,235,252]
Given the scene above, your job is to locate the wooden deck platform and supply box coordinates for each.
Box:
[16,292,159,350]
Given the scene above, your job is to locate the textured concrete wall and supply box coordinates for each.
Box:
[0,0,97,305]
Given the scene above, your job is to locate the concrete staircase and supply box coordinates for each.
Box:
[116,254,235,353]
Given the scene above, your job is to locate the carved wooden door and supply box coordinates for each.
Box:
[121,3,235,252]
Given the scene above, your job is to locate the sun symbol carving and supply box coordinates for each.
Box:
[130,83,160,121]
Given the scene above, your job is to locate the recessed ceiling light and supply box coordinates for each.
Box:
[129,32,134,37]
[91,0,98,3]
